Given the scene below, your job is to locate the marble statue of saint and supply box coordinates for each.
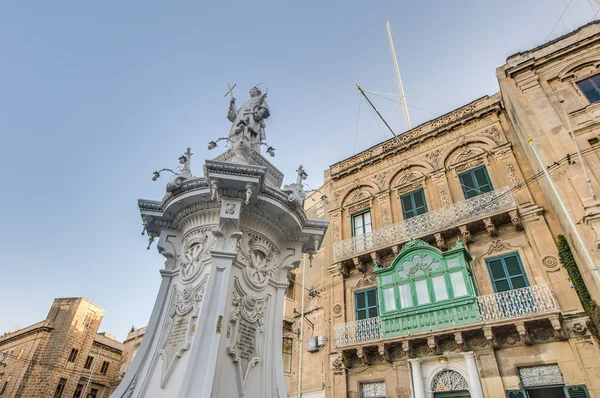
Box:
[227,86,270,145]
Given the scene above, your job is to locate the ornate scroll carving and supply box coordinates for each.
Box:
[236,229,281,290]
[227,279,268,394]
[180,228,216,283]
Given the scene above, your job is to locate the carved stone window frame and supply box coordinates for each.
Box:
[477,240,536,296]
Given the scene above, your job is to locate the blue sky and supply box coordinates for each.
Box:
[0,1,596,341]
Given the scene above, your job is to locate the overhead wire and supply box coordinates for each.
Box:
[290,145,600,297]
[545,0,574,42]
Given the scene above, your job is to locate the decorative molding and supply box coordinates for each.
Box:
[438,187,450,207]
[157,275,207,387]
[227,279,268,394]
[542,255,559,269]
[180,228,216,283]
[484,239,514,256]
[506,163,520,187]
[236,229,281,290]
[333,304,343,317]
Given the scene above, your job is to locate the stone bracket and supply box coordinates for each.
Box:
[483,218,498,237]
[434,233,447,250]
[378,344,392,363]
[549,315,568,340]
[516,322,532,345]
[509,210,523,230]
[427,336,441,355]
[459,225,473,243]
[454,332,468,351]
[401,340,414,358]
[483,326,499,348]
[353,257,366,274]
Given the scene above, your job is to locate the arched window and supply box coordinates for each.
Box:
[375,239,480,336]
[431,370,469,392]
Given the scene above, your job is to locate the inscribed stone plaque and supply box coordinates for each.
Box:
[236,317,258,372]
[164,313,192,368]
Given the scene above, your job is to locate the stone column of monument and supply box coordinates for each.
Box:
[112,86,328,398]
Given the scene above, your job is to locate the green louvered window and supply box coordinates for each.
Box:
[355,288,379,321]
[486,253,529,293]
[459,166,493,199]
[565,385,590,398]
[400,189,428,219]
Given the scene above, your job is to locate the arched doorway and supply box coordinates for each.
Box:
[431,370,471,398]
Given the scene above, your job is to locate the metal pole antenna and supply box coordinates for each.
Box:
[527,136,600,286]
[385,20,411,130]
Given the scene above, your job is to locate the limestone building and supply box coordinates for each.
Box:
[284,22,600,398]
[0,298,123,398]
[119,326,146,376]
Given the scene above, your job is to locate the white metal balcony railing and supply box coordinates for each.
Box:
[333,187,516,261]
[333,285,558,347]
[477,284,559,321]
[334,317,383,347]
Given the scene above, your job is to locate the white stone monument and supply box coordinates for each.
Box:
[112,85,328,398]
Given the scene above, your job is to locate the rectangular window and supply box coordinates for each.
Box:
[459,166,493,199]
[486,253,529,292]
[73,384,84,398]
[578,74,600,103]
[282,337,292,373]
[431,275,448,301]
[352,211,372,237]
[451,272,468,297]
[355,288,379,320]
[382,288,396,311]
[415,280,430,305]
[286,273,295,300]
[84,356,94,370]
[100,361,109,375]
[360,381,386,398]
[68,348,78,363]
[399,284,413,308]
[54,378,67,398]
[400,189,428,219]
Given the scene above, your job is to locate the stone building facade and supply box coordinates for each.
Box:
[119,326,146,377]
[0,298,123,398]
[284,22,600,398]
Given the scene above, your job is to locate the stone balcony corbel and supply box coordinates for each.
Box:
[549,315,568,340]
[483,218,498,237]
[427,336,441,355]
[329,262,349,278]
[401,340,414,358]
[370,252,382,268]
[434,233,447,250]
[378,344,392,363]
[357,346,371,365]
[459,225,473,243]
[515,322,532,345]
[483,326,499,348]
[509,209,523,230]
[391,244,400,256]
[353,257,366,274]
[454,332,468,351]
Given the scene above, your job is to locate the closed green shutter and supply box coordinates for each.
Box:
[506,390,525,398]
[486,253,529,292]
[355,288,379,320]
[565,385,590,398]
[459,166,494,199]
[400,189,428,219]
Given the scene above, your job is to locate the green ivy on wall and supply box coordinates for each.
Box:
[557,234,600,340]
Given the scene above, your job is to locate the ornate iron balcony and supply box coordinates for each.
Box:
[477,284,558,321]
[334,317,383,347]
[333,187,516,261]
[333,284,558,347]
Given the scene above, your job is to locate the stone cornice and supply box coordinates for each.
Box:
[502,22,600,78]
[0,321,53,345]
[329,96,502,180]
